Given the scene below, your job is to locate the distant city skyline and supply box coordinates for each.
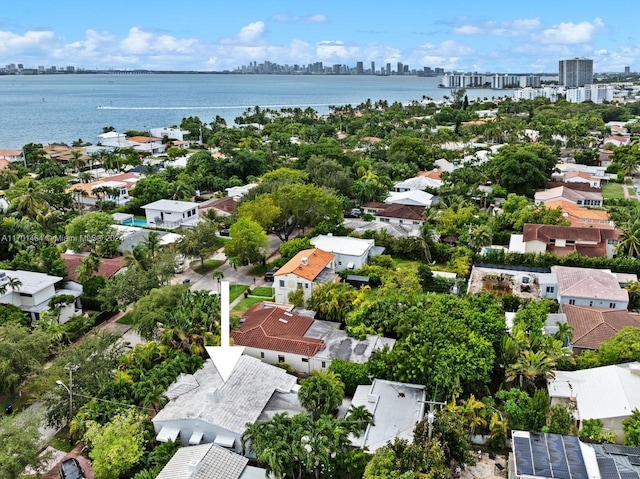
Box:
[0,1,638,72]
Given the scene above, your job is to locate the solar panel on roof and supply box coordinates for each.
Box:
[604,445,640,457]
[514,436,535,476]
[619,472,640,479]
[547,433,570,478]
[629,457,640,467]
[532,435,553,477]
[598,457,620,479]
[563,436,589,479]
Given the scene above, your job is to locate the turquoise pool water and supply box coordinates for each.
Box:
[123,218,148,227]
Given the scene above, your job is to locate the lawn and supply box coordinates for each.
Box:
[229,284,249,302]
[116,312,134,325]
[193,259,224,275]
[232,296,265,315]
[602,182,626,200]
[250,286,274,298]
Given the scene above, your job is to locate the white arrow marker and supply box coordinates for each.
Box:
[206,280,244,382]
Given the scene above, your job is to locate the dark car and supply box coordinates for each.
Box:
[264,270,276,281]
[344,208,362,218]
[59,458,85,479]
[219,228,230,237]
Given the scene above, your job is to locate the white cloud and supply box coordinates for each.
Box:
[316,40,360,60]
[412,40,475,69]
[237,21,266,43]
[272,13,327,24]
[540,18,604,44]
[0,29,55,53]
[453,25,483,35]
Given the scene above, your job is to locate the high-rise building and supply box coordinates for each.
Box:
[434,67,445,75]
[558,58,593,87]
[397,62,404,75]
[625,66,631,75]
[370,61,375,75]
[356,61,364,75]
[386,63,391,75]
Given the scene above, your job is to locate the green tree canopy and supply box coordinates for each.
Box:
[298,371,345,420]
[65,212,121,257]
[225,217,269,266]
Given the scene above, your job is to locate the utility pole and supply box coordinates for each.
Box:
[420,400,447,439]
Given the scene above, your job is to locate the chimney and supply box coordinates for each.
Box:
[187,458,202,476]
[301,257,308,266]
[630,363,640,376]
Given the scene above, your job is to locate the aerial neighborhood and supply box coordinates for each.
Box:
[3,59,640,479]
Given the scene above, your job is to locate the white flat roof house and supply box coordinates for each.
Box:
[310,234,383,272]
[152,349,299,452]
[548,362,640,442]
[150,127,190,142]
[226,184,258,199]
[351,379,426,453]
[0,269,81,323]
[385,189,438,208]
[142,199,200,229]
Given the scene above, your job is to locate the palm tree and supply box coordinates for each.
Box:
[554,322,574,347]
[78,171,94,184]
[616,216,640,258]
[506,349,556,389]
[0,276,22,300]
[142,384,168,414]
[144,232,161,260]
[418,223,436,263]
[13,179,49,216]
[460,394,487,437]
[68,150,86,174]
[468,225,493,252]
[35,209,64,234]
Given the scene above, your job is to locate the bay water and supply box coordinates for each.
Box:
[0,74,511,148]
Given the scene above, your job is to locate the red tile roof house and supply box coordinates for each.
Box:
[61,253,125,284]
[362,202,426,226]
[520,224,620,258]
[274,249,337,304]
[231,302,395,374]
[198,196,238,218]
[561,304,640,354]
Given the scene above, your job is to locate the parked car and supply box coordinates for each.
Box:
[59,458,85,479]
[264,270,276,281]
[174,254,186,273]
[344,208,362,218]
[220,228,230,237]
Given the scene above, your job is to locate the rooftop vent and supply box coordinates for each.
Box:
[187,458,202,476]
[278,318,288,324]
[630,363,640,376]
[301,257,308,266]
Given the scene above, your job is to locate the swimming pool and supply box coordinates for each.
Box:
[122,218,148,227]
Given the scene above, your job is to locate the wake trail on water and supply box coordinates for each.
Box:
[96,103,337,110]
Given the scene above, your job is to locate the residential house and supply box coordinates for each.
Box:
[511,431,595,479]
[604,135,631,147]
[350,379,426,453]
[548,362,640,441]
[273,249,336,304]
[394,173,441,192]
[198,196,238,218]
[142,199,200,229]
[0,269,81,323]
[535,186,603,207]
[68,180,131,207]
[126,135,166,155]
[509,224,620,258]
[544,266,631,309]
[231,302,395,374]
[544,199,613,229]
[555,163,607,178]
[61,253,124,284]
[226,184,258,199]
[310,234,383,272]
[0,149,23,163]
[0,158,10,172]
[156,443,267,479]
[152,348,299,451]
[43,145,89,164]
[113,225,183,254]
[362,202,426,227]
[149,127,190,142]
[561,305,640,353]
[434,158,458,173]
[562,171,602,188]
[385,189,438,208]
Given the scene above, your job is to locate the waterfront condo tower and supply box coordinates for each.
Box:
[558,58,594,87]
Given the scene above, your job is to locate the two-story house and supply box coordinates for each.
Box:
[273,249,336,304]
[510,224,620,258]
[535,186,604,207]
[143,199,200,229]
[0,269,82,323]
[310,234,383,272]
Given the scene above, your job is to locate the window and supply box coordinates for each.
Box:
[546,286,554,293]
[302,358,309,363]
[566,240,575,245]
[260,352,265,359]
[321,361,326,368]
[297,282,303,289]
[278,355,285,363]
[338,261,342,266]
[279,280,285,288]
[610,303,616,309]
[589,301,593,307]
[305,283,309,289]
[569,299,576,305]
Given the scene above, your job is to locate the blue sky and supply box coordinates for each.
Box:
[0,0,637,72]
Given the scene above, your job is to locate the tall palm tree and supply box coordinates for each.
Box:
[144,232,161,261]
[506,349,556,389]
[554,322,574,348]
[616,216,640,258]
[68,150,86,174]
[13,179,50,216]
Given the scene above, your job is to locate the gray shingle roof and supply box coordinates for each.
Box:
[153,355,297,435]
[156,443,250,479]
